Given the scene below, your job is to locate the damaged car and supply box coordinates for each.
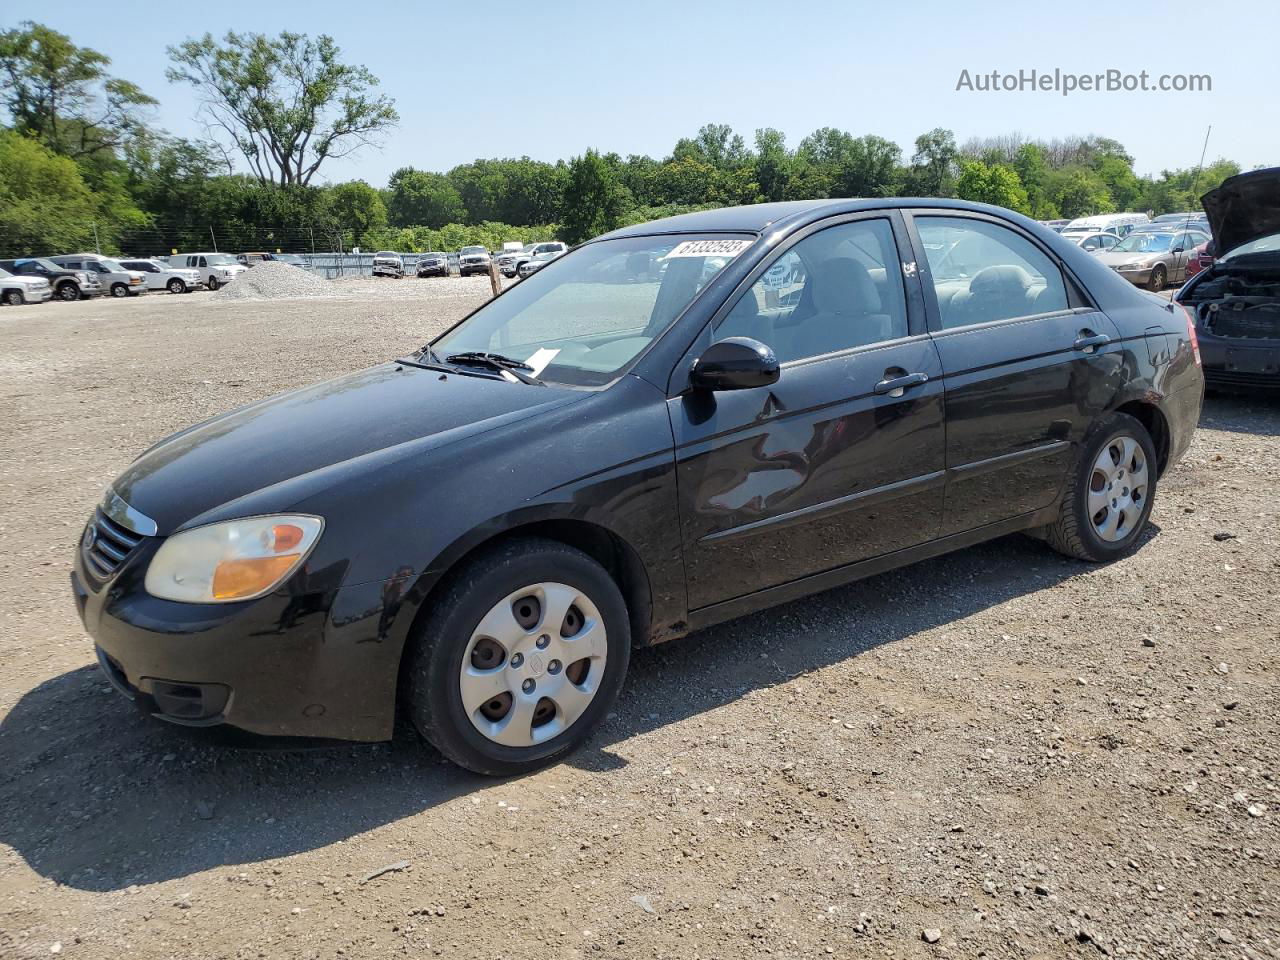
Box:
[1176,166,1280,390]
[72,198,1203,775]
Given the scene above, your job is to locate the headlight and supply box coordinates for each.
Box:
[145,515,324,603]
[76,272,89,283]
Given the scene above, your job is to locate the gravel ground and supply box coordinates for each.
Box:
[0,281,1277,960]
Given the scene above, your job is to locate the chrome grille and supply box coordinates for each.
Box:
[82,509,146,579]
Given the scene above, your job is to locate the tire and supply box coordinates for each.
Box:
[167,278,186,294]
[404,537,631,776]
[56,282,79,302]
[110,283,128,298]
[3,289,23,306]
[1041,412,1158,562]
[206,276,219,291]
[1146,264,1167,293]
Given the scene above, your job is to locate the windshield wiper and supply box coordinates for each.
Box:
[444,352,544,385]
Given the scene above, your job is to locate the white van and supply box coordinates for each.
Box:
[168,252,247,291]
[50,254,148,298]
[1060,213,1150,240]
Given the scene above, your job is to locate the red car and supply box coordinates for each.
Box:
[1185,239,1216,279]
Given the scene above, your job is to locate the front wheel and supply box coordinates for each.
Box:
[404,538,630,776]
[57,282,80,302]
[205,276,219,291]
[111,283,128,298]
[3,289,23,306]
[167,278,187,294]
[1146,264,1167,293]
[1041,412,1157,562]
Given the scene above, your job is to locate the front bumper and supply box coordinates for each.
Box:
[1114,265,1154,285]
[417,265,448,276]
[1198,334,1280,389]
[72,535,404,742]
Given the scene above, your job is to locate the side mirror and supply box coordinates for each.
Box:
[1172,246,1184,253]
[690,337,780,391]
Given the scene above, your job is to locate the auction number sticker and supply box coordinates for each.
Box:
[661,239,753,260]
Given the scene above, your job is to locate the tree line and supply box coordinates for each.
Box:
[0,22,1245,259]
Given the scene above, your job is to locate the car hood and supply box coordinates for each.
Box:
[1094,250,1156,266]
[1202,165,1280,256]
[112,363,586,534]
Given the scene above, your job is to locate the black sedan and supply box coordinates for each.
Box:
[73,199,1204,775]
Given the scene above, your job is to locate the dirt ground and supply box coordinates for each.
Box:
[0,280,1276,960]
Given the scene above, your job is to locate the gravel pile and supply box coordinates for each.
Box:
[212,261,335,301]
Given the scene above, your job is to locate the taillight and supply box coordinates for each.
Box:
[1180,303,1201,366]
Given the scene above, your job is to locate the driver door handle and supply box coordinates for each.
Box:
[874,372,929,397]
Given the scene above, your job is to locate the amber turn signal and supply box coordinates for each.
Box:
[212,554,300,600]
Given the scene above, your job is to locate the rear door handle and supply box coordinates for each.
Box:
[1073,333,1111,352]
[874,372,929,397]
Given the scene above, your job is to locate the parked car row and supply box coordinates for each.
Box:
[1039,211,1216,293]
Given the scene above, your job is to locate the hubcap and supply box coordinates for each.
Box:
[1087,435,1148,543]
[459,582,607,748]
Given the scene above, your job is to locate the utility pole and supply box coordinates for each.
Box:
[92,222,101,254]
[209,226,218,253]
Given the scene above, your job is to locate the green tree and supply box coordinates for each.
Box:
[955,159,1031,214]
[0,21,156,161]
[323,180,388,247]
[387,167,465,228]
[559,149,632,245]
[672,123,748,169]
[753,127,791,202]
[834,135,902,197]
[1012,143,1059,218]
[166,31,397,186]
[0,130,101,256]
[904,127,958,197]
[1046,167,1115,218]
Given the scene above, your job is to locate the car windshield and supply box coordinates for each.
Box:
[376,251,398,258]
[431,233,753,387]
[461,246,486,255]
[22,258,61,271]
[206,254,238,265]
[1112,233,1175,253]
[0,267,11,278]
[100,259,125,271]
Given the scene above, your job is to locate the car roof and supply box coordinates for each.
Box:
[598,197,1059,240]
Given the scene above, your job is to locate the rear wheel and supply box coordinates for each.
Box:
[1146,264,1167,292]
[167,278,186,294]
[405,538,630,776]
[1042,412,1157,562]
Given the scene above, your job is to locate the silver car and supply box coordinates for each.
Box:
[1094,228,1211,292]
[51,254,148,298]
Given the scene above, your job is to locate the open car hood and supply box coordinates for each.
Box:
[1202,166,1280,256]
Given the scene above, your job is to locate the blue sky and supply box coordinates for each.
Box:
[14,0,1276,184]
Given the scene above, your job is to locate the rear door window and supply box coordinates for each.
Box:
[916,216,1070,329]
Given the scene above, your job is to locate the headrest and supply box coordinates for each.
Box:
[969,264,1033,298]
[808,257,881,314]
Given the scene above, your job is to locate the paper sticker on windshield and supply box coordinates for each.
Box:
[661,239,753,260]
[524,347,560,378]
